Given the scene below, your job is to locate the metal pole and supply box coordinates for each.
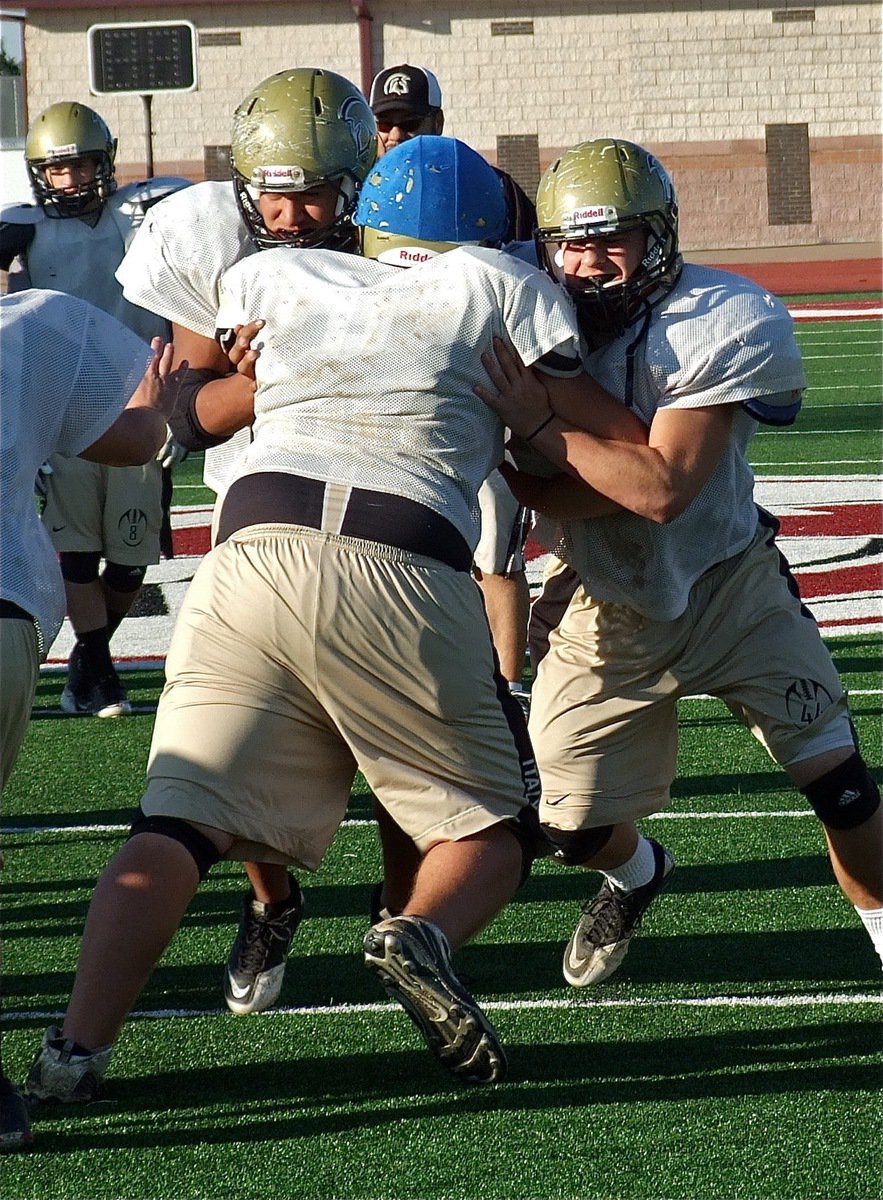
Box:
[141,93,154,178]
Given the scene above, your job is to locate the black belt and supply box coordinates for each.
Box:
[216,472,472,572]
[0,599,32,621]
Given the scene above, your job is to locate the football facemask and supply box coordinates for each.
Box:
[26,102,117,219]
[230,67,377,252]
[536,139,682,338]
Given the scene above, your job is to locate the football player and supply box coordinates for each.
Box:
[116,67,378,1018]
[369,63,536,708]
[1,288,176,1151]
[0,102,189,719]
[476,138,883,981]
[23,136,649,1101]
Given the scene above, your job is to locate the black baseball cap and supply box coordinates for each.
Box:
[369,65,443,119]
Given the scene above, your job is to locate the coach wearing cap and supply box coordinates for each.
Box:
[368,64,536,244]
[367,63,538,718]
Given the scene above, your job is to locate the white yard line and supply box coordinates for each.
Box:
[0,810,863,837]
[6,991,881,1027]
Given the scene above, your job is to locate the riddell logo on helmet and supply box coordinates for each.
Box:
[253,164,306,187]
[46,143,79,159]
[377,246,440,266]
[570,205,617,225]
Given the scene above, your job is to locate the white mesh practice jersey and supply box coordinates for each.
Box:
[116,180,257,493]
[0,290,151,651]
[554,264,807,619]
[3,179,188,342]
[216,245,581,550]
[116,181,252,339]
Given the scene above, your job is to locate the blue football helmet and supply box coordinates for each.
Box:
[355,135,507,263]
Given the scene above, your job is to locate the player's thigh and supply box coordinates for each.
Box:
[696,535,850,765]
[42,454,104,551]
[317,541,533,849]
[532,589,680,829]
[101,462,163,565]
[473,468,527,575]
[143,533,357,870]
[0,618,40,792]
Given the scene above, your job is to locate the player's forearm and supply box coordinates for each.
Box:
[194,371,255,437]
[79,409,167,466]
[544,372,648,445]
[526,419,698,524]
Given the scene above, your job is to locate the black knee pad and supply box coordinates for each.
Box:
[542,822,615,867]
[59,551,101,585]
[128,807,221,880]
[801,752,881,831]
[103,561,147,594]
[505,806,546,885]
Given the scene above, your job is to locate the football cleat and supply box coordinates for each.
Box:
[224,876,305,1014]
[61,671,131,718]
[25,1026,112,1105]
[563,837,675,986]
[0,1078,34,1153]
[60,680,92,715]
[363,915,507,1084]
[90,672,131,719]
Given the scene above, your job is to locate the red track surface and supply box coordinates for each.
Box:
[705,257,882,295]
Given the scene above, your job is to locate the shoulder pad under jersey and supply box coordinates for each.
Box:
[115,177,193,216]
[0,203,42,226]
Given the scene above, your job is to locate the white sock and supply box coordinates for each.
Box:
[508,680,528,694]
[603,836,657,893]
[855,904,883,969]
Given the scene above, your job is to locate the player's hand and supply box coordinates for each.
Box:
[156,426,189,468]
[130,337,178,417]
[474,336,554,439]
[226,320,265,389]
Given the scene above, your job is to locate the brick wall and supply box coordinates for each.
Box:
[19,1,882,250]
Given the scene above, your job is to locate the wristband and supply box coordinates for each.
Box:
[525,412,556,441]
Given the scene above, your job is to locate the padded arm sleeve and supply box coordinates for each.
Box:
[0,222,35,271]
[167,365,236,451]
[740,389,803,426]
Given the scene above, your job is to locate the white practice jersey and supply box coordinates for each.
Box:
[554,263,806,620]
[0,290,151,651]
[116,180,257,493]
[3,178,188,343]
[216,246,581,551]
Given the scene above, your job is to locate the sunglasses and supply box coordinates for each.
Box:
[376,115,431,134]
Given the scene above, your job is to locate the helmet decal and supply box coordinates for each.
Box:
[339,95,375,161]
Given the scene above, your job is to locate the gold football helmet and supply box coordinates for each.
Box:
[536,138,682,337]
[231,68,377,250]
[25,101,117,218]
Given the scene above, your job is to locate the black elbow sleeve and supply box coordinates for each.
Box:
[167,365,235,451]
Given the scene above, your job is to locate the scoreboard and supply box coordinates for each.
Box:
[88,22,198,96]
